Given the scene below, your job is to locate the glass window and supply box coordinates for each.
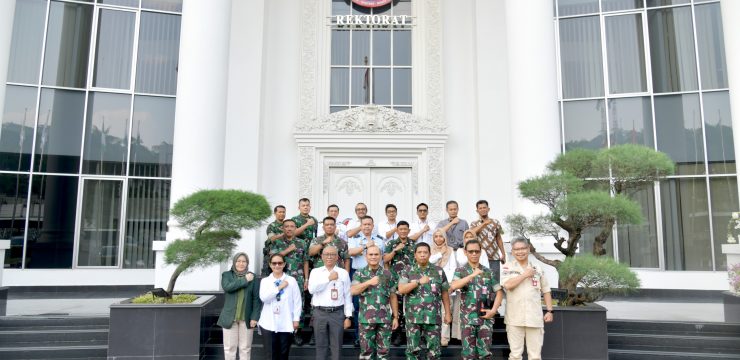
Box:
[646,0,690,6]
[25,175,78,269]
[82,92,131,176]
[99,0,139,7]
[0,173,30,269]
[351,68,370,105]
[601,0,644,12]
[654,94,704,175]
[0,85,36,172]
[661,178,712,270]
[648,6,698,93]
[703,91,734,174]
[559,16,604,98]
[92,9,135,89]
[331,30,350,65]
[694,3,728,90]
[710,177,737,271]
[124,179,170,269]
[141,0,183,12]
[608,97,654,147]
[373,30,391,66]
[373,69,391,105]
[558,0,599,16]
[7,0,46,84]
[330,68,349,106]
[352,30,370,66]
[77,179,123,267]
[394,31,411,66]
[42,1,94,88]
[129,96,175,177]
[605,14,647,93]
[617,184,659,268]
[393,68,412,105]
[135,12,181,95]
[35,88,86,174]
[563,99,607,150]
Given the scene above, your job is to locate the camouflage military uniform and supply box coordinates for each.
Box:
[263,220,283,276]
[383,237,415,340]
[310,235,349,268]
[292,214,319,243]
[269,237,307,293]
[352,266,397,360]
[453,264,502,360]
[399,263,450,360]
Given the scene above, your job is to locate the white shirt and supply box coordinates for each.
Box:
[308,265,353,317]
[455,248,490,269]
[378,220,399,241]
[317,221,348,240]
[409,218,437,245]
[258,273,302,333]
[429,249,458,283]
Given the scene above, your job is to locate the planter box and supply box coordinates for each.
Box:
[108,295,216,360]
[724,291,740,323]
[542,303,608,360]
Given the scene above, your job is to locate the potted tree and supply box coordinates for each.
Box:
[108,189,271,360]
[505,144,673,360]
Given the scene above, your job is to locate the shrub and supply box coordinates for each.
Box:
[558,255,640,306]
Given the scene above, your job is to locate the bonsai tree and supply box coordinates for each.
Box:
[557,255,640,306]
[506,145,672,304]
[163,189,272,295]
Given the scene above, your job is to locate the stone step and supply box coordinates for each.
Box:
[0,345,108,360]
[609,349,740,360]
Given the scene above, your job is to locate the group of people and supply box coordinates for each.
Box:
[217,198,554,360]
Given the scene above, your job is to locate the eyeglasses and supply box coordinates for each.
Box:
[271,262,285,265]
[356,208,367,211]
[467,250,481,254]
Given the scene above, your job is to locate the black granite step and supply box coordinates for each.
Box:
[0,345,108,359]
[609,349,740,360]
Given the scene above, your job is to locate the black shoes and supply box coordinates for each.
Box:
[308,333,315,345]
[293,333,305,346]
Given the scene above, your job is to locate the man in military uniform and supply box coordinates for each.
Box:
[450,240,504,359]
[351,245,399,360]
[382,220,415,345]
[293,198,319,243]
[398,242,452,360]
[310,216,350,271]
[348,215,386,346]
[271,219,310,345]
[469,200,507,281]
[502,237,554,360]
[263,205,286,276]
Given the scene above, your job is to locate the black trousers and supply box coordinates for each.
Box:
[261,326,293,360]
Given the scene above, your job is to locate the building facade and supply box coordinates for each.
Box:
[0,0,738,291]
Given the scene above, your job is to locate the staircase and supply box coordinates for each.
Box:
[0,316,108,360]
[608,320,740,360]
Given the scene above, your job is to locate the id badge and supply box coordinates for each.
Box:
[272,304,280,314]
[331,288,339,300]
[431,283,437,293]
[482,286,488,296]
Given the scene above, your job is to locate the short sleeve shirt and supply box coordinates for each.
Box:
[348,234,386,269]
[453,264,502,326]
[351,266,397,324]
[435,218,469,250]
[309,235,349,268]
[384,237,416,278]
[399,264,450,325]
[470,218,504,260]
[501,261,551,328]
[292,214,318,242]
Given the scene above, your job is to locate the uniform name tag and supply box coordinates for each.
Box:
[273,304,280,314]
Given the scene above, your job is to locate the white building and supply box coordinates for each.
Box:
[1,0,738,291]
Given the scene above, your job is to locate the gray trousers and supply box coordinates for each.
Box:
[313,307,344,360]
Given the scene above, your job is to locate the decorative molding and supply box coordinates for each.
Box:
[424,0,443,125]
[298,146,315,199]
[323,161,352,193]
[427,147,444,222]
[380,178,403,197]
[299,0,320,121]
[295,104,446,134]
[337,177,363,196]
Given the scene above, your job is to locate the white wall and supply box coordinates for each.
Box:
[4,269,154,286]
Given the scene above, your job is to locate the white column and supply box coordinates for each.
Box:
[0,0,17,121]
[504,0,561,214]
[720,0,740,200]
[156,0,232,291]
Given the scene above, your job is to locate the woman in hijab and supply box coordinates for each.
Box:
[217,252,262,360]
[258,253,303,360]
[429,228,458,346]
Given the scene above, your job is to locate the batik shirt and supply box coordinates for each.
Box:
[453,263,501,326]
[399,263,450,325]
[352,266,397,324]
[470,218,504,260]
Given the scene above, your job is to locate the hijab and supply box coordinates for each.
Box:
[431,229,452,268]
[231,252,249,277]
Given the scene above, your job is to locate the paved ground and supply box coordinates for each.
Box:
[4,297,727,322]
